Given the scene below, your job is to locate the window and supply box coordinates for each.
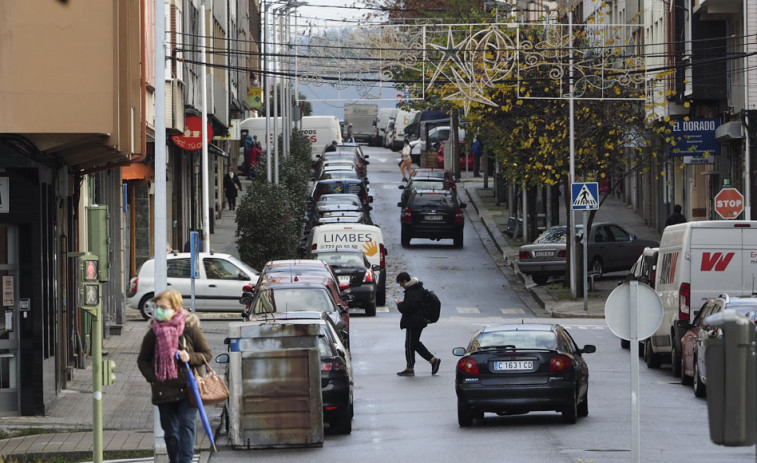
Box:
[167,259,191,278]
[203,258,242,280]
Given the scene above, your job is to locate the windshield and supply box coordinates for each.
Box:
[252,287,335,315]
[533,226,584,244]
[473,331,557,350]
[316,252,366,268]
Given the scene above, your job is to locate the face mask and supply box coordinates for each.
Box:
[155,307,175,322]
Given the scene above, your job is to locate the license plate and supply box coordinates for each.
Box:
[338,276,351,284]
[424,215,444,221]
[532,251,554,257]
[493,360,533,371]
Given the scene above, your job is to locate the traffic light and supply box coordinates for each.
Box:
[102,360,116,386]
[704,310,756,446]
[87,205,110,282]
[79,254,101,316]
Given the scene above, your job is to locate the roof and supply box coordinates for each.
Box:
[481,323,558,333]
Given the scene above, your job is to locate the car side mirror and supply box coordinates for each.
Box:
[372,265,381,272]
[398,185,405,190]
[364,155,369,159]
[397,202,403,207]
[452,347,466,356]
[215,353,229,364]
[364,180,370,185]
[368,196,374,203]
[676,319,694,330]
[460,203,467,209]
[580,345,596,354]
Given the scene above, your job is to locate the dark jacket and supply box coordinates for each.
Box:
[397,277,428,330]
[224,173,242,198]
[664,212,686,227]
[137,313,212,405]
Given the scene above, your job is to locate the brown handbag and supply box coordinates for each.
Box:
[188,358,229,407]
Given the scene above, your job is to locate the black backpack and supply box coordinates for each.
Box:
[423,289,441,323]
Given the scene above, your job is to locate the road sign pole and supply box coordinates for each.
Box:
[630,280,640,463]
[583,211,588,311]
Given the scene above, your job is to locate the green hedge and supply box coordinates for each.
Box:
[235,131,312,269]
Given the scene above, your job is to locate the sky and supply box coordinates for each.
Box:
[285,0,402,119]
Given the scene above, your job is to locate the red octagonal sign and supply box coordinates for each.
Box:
[714,188,744,219]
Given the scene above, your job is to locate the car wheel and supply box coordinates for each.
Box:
[376,271,386,306]
[644,339,661,368]
[401,229,411,247]
[531,274,549,285]
[330,408,353,435]
[457,400,474,427]
[590,257,604,279]
[680,353,692,385]
[453,230,463,248]
[693,358,706,398]
[577,391,589,418]
[562,392,578,424]
[671,346,682,378]
[620,339,630,349]
[139,293,155,320]
[365,302,377,317]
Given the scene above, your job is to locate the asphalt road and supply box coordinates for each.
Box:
[204,146,757,463]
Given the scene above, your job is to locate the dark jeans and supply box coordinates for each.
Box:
[473,156,481,176]
[404,327,433,368]
[158,399,197,463]
[226,195,237,210]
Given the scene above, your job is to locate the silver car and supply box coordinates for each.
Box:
[517,223,659,285]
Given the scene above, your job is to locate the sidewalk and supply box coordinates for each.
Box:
[459,174,662,319]
[0,184,248,462]
[0,175,662,461]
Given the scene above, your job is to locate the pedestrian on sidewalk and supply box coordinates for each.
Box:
[223,166,242,210]
[472,137,483,177]
[665,204,687,227]
[394,271,441,377]
[399,139,412,181]
[137,289,212,463]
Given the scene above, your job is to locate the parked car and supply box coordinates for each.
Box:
[410,167,456,188]
[436,141,474,170]
[399,190,466,248]
[244,280,353,347]
[453,323,595,426]
[312,249,379,316]
[678,294,757,397]
[620,247,659,350]
[314,151,368,178]
[215,311,354,434]
[126,252,259,319]
[310,179,373,213]
[517,223,659,285]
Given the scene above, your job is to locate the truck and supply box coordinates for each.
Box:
[239,115,341,159]
[344,103,378,145]
[376,108,398,147]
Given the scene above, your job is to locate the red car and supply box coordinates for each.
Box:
[437,143,474,170]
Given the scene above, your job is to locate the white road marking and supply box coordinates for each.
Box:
[501,308,526,315]
[456,307,480,314]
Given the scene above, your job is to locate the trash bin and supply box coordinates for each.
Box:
[225,321,323,449]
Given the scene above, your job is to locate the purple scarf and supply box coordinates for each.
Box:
[152,310,187,381]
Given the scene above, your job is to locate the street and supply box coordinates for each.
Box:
[201,146,757,463]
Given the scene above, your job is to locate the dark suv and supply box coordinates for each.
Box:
[398,190,466,248]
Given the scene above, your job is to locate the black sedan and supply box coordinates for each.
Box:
[313,249,378,316]
[452,323,595,426]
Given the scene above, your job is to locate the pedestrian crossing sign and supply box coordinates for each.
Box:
[571,182,599,210]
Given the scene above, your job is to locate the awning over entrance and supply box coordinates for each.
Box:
[22,133,131,172]
[715,121,743,142]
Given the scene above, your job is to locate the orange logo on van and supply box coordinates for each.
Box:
[363,241,378,257]
[701,252,734,271]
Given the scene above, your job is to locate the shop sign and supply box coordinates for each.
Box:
[171,116,213,150]
[668,118,720,157]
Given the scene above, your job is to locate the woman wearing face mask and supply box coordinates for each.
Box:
[137,289,211,463]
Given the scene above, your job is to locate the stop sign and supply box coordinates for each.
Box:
[714,188,744,219]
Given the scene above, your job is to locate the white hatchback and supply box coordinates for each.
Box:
[126,252,259,319]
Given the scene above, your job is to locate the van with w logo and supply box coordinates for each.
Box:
[644,221,757,378]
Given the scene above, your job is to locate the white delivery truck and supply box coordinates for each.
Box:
[376,108,398,147]
[388,109,419,151]
[645,220,757,374]
[344,103,378,145]
[239,116,342,159]
[306,223,387,306]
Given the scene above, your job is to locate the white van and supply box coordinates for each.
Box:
[646,220,757,373]
[239,116,342,159]
[389,109,419,151]
[306,223,387,306]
